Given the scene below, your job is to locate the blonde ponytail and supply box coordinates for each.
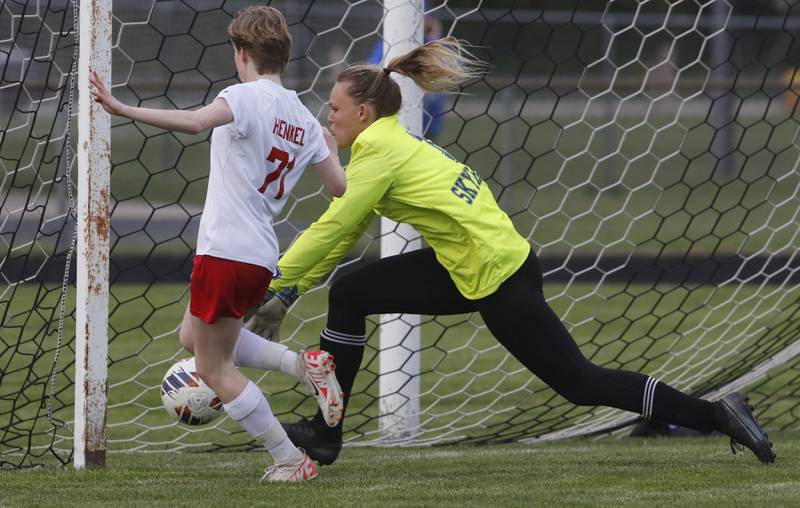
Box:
[336,37,487,118]
[385,37,488,93]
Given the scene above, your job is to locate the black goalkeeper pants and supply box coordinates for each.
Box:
[317,247,720,434]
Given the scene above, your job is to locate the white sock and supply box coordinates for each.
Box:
[223,381,300,463]
[256,422,301,464]
[234,328,303,380]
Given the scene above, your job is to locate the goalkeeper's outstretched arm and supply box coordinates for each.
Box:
[273,211,374,295]
[246,211,374,338]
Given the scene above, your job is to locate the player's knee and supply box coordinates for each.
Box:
[554,380,595,406]
[329,276,360,313]
[178,325,194,353]
[552,366,603,406]
[194,368,219,390]
[560,388,597,407]
[192,358,221,389]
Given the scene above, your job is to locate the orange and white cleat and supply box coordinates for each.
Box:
[299,350,344,427]
[260,450,318,482]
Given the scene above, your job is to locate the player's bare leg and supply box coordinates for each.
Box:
[187,313,317,482]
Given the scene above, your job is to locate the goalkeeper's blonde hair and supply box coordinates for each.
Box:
[337,37,487,118]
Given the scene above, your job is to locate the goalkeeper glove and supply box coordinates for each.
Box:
[244,287,299,341]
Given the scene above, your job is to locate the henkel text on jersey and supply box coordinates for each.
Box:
[273,118,305,146]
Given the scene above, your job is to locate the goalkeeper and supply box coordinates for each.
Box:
[247,37,775,467]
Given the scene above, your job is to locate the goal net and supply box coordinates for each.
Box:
[2,0,799,468]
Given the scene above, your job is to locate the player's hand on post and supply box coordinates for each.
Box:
[244,287,299,341]
[88,71,126,116]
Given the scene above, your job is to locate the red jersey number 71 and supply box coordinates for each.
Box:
[259,146,295,199]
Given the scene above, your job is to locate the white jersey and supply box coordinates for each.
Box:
[196,79,329,272]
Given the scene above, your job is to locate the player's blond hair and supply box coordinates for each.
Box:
[228,6,291,74]
[337,37,486,117]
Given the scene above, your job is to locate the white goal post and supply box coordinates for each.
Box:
[378,0,424,442]
[74,0,111,468]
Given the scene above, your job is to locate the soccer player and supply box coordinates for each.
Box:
[246,36,776,467]
[90,6,346,482]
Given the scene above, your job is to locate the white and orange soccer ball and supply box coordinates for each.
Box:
[160,357,223,425]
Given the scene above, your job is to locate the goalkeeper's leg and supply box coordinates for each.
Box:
[475,249,774,464]
[285,248,476,464]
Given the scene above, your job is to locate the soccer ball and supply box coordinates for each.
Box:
[160,357,223,425]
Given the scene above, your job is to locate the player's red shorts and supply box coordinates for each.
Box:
[189,255,272,324]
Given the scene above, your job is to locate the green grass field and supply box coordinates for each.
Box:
[2,435,800,506]
[3,279,800,460]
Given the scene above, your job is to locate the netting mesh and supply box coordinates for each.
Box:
[2,0,800,468]
[1,0,78,467]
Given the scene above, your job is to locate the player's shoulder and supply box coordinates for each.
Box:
[221,79,289,103]
[218,80,251,97]
[263,83,319,122]
[356,115,411,158]
[291,102,326,141]
[350,129,392,168]
[355,115,398,146]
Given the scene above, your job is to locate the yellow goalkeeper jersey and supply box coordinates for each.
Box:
[272,114,531,299]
